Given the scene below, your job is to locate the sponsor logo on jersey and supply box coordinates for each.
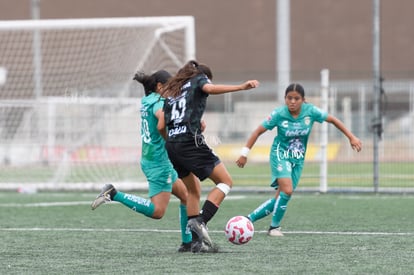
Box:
[285,128,310,137]
[181,81,191,90]
[275,141,306,161]
[168,125,187,137]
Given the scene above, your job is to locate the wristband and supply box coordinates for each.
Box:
[240,147,250,157]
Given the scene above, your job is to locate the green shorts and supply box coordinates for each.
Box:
[269,158,304,191]
[141,161,178,198]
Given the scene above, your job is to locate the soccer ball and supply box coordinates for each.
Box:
[224,216,254,245]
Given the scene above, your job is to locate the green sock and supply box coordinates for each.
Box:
[113,191,155,218]
[179,204,192,244]
[248,198,276,222]
[270,192,291,228]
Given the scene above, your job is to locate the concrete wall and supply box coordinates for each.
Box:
[0,0,413,82]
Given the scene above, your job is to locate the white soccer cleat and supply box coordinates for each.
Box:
[268,226,284,237]
[91,184,116,210]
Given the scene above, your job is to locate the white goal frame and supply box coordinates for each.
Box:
[0,16,195,191]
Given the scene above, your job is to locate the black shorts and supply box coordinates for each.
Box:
[165,139,221,181]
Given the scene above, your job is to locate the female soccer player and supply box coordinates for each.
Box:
[236,83,362,236]
[161,60,259,252]
[91,70,193,252]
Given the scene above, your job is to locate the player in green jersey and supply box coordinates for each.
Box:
[236,83,362,236]
[91,70,194,252]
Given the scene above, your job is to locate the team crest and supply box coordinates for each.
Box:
[304,116,310,125]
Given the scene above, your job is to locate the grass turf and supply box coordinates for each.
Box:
[0,192,413,274]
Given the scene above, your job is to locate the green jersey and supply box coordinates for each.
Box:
[140,93,169,164]
[263,103,328,164]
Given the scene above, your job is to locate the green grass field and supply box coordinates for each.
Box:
[1,191,413,274]
[1,162,414,190]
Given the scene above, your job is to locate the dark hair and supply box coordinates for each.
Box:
[153,70,172,85]
[198,63,213,80]
[285,83,305,98]
[133,72,156,96]
[133,70,172,96]
[162,60,212,98]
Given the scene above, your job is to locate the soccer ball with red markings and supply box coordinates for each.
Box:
[224,216,254,245]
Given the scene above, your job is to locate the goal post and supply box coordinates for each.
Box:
[0,16,195,191]
[319,69,329,193]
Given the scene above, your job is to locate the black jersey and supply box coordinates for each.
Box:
[164,74,210,142]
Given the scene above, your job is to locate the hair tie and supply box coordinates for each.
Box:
[190,60,199,68]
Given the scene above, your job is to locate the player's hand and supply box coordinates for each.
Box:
[200,120,206,132]
[242,80,259,90]
[350,137,362,152]
[236,156,247,168]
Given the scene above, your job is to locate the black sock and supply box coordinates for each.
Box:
[109,188,117,200]
[200,200,218,224]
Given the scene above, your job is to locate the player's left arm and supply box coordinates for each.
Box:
[156,109,167,140]
[202,80,259,95]
[200,119,206,132]
[325,114,362,152]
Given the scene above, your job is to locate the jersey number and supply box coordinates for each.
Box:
[171,97,186,123]
[141,119,151,143]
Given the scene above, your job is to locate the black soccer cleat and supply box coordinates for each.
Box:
[177,242,192,252]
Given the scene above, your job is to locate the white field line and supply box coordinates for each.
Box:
[0,195,247,207]
[0,201,93,207]
[1,197,413,236]
[0,227,412,236]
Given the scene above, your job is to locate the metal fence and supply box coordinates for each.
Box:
[0,79,413,193]
[205,79,414,193]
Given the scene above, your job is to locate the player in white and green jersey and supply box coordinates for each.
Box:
[91,70,192,252]
[236,83,362,237]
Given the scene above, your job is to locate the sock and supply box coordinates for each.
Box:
[113,191,155,218]
[248,198,276,222]
[179,204,192,244]
[270,192,291,228]
[199,200,218,224]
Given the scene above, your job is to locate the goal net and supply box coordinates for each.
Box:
[0,16,195,191]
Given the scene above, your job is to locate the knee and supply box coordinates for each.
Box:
[218,178,233,189]
[177,190,188,205]
[280,191,292,199]
[284,190,293,196]
[279,185,293,196]
[226,180,233,189]
[152,208,165,219]
[216,183,231,196]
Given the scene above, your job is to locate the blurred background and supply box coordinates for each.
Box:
[0,0,412,193]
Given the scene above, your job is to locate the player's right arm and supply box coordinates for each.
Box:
[236,125,267,168]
